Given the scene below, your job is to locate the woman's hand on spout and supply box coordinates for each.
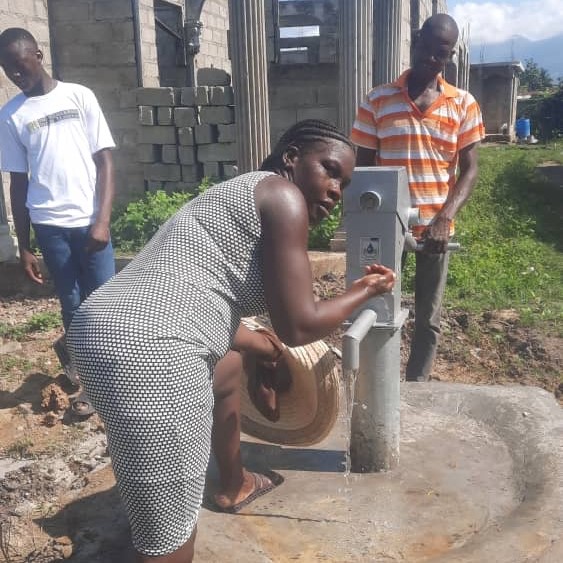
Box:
[354,264,396,297]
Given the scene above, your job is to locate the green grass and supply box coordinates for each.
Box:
[404,144,563,330]
[0,311,61,340]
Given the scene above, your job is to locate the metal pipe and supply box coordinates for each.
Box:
[351,321,403,472]
[131,0,143,87]
[342,309,378,371]
[183,0,205,86]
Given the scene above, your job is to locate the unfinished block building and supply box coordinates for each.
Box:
[0,0,470,261]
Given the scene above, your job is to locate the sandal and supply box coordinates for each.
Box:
[69,388,95,417]
[209,470,284,514]
[245,328,292,422]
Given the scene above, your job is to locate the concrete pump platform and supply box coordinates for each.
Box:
[36,376,563,562]
[197,383,563,563]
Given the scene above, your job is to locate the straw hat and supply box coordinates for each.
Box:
[240,316,340,447]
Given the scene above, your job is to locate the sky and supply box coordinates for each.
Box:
[449,0,563,45]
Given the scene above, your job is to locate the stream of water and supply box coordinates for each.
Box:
[342,367,359,481]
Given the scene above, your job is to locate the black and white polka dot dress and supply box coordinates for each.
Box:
[67,171,274,557]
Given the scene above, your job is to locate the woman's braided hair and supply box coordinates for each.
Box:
[260,119,355,172]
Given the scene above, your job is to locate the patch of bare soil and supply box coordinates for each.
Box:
[0,280,561,561]
[315,273,562,400]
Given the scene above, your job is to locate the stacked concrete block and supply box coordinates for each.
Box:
[144,163,182,183]
[174,108,198,127]
[180,86,208,106]
[218,124,236,143]
[178,127,196,146]
[210,86,235,105]
[137,87,184,191]
[137,79,238,188]
[193,74,237,181]
[178,147,197,165]
[137,87,179,106]
[157,107,174,125]
[161,145,179,164]
[137,144,161,163]
[199,106,235,125]
[139,106,156,126]
[195,124,218,145]
[197,67,231,87]
[139,125,176,145]
[135,81,238,191]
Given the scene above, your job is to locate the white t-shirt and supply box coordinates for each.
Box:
[0,81,115,227]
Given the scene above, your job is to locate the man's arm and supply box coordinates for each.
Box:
[86,148,115,253]
[9,172,43,284]
[423,142,480,253]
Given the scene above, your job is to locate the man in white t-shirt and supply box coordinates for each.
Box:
[0,28,116,416]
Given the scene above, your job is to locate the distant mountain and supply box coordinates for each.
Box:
[469,34,563,79]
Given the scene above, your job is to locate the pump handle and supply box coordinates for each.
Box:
[414,242,460,252]
[404,234,460,252]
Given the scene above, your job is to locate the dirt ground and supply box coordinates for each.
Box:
[0,276,561,562]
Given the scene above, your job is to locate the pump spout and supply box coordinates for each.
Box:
[342,309,378,371]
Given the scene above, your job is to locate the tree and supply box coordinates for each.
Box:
[518,84,563,139]
[520,58,553,93]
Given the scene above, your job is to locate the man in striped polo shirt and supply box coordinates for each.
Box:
[351,13,485,382]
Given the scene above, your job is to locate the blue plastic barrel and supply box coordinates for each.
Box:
[516,118,531,139]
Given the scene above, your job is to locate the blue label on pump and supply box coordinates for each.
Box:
[360,237,380,265]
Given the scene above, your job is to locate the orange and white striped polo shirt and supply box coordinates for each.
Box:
[350,70,485,237]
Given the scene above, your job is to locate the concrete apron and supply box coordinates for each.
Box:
[200,383,563,562]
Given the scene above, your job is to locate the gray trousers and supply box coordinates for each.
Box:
[405,251,450,382]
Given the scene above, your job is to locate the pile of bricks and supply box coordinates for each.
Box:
[136,71,237,193]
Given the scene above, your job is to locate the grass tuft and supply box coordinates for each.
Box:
[0,311,61,341]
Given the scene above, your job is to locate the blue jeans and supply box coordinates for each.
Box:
[33,223,115,331]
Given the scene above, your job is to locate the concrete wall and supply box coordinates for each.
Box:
[196,0,230,75]
[157,0,230,87]
[418,0,434,29]
[268,64,338,145]
[400,0,412,73]
[138,0,161,86]
[0,0,52,229]
[48,0,152,205]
